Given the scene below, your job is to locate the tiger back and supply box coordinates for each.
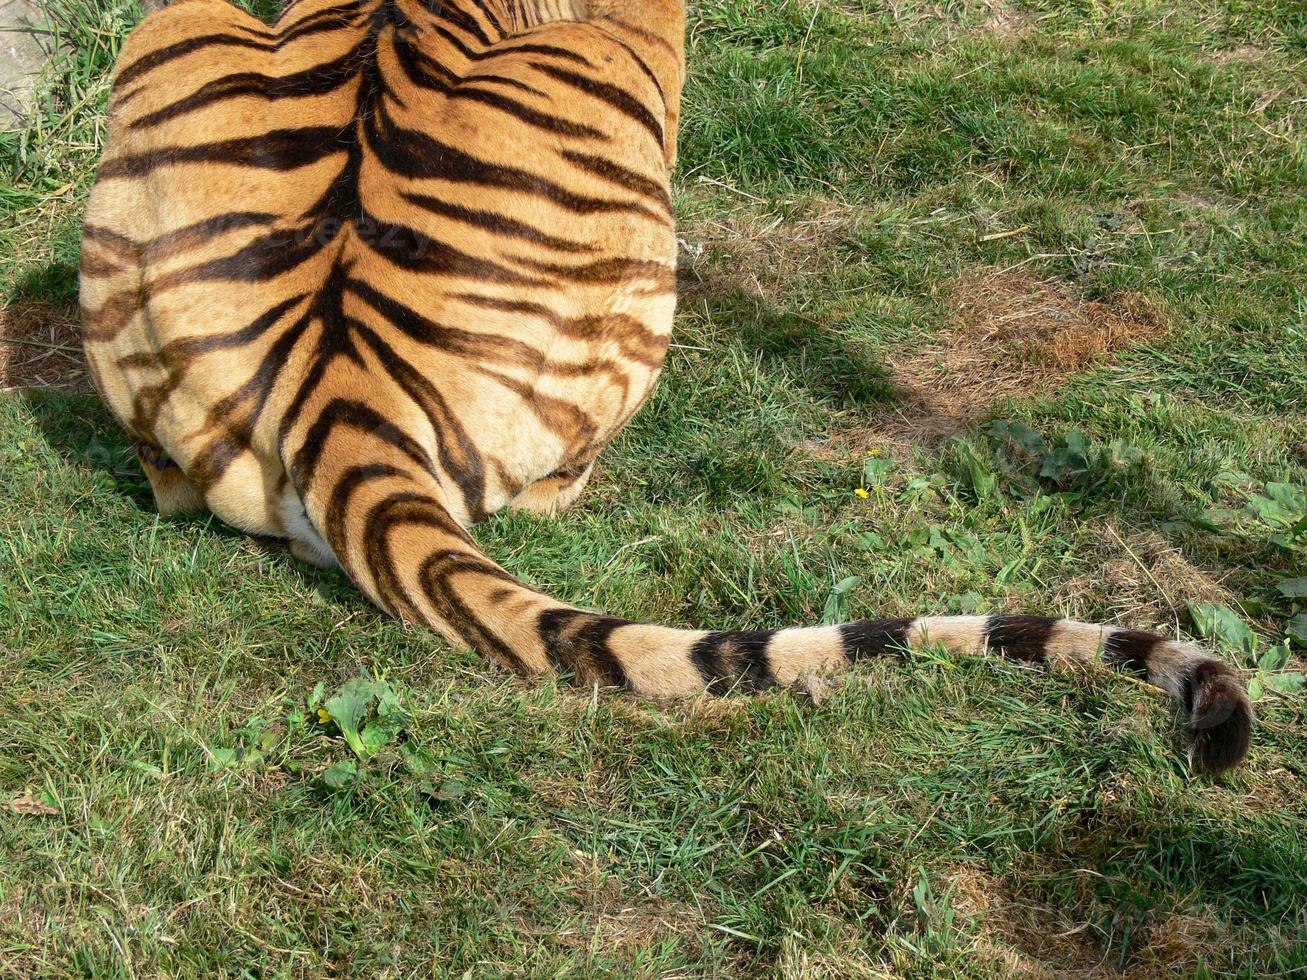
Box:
[80,0,1253,772]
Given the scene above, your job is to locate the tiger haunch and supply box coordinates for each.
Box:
[81,0,1251,772]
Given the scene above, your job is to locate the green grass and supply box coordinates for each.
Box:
[3,0,1306,974]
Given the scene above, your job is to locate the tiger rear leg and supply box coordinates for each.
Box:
[135,442,205,516]
[510,463,595,516]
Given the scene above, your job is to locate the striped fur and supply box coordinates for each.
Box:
[80,0,1251,772]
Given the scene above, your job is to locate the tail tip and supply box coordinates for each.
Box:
[1187,661,1253,774]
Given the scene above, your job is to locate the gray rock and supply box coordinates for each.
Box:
[1,0,56,130]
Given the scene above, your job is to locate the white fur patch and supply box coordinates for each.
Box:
[908,616,989,655]
[1045,620,1111,666]
[610,625,707,696]
[767,627,847,685]
[277,493,336,569]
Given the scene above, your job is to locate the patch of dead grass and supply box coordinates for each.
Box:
[800,0,1036,44]
[0,299,89,392]
[854,270,1167,451]
[1052,526,1234,632]
[513,845,706,957]
[977,0,1035,46]
[945,866,1230,978]
[947,865,1086,977]
[1210,44,1274,66]
[678,192,856,308]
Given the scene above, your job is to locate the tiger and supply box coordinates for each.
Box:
[79,0,1252,771]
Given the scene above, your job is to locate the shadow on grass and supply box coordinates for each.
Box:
[695,285,898,409]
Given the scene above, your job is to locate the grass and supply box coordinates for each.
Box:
[2,0,1306,974]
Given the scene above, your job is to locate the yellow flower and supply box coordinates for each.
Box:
[854,488,870,499]
[866,449,882,458]
[316,708,332,724]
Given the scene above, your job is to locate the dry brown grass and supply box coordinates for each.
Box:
[946,866,1230,978]
[513,844,708,959]
[853,270,1167,451]
[799,0,1036,44]
[1051,526,1235,632]
[977,0,1036,46]
[679,193,855,310]
[0,299,89,392]
[1210,44,1275,65]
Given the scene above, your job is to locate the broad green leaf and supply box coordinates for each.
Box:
[1063,430,1090,456]
[420,779,466,803]
[1188,602,1257,656]
[360,722,394,755]
[1279,579,1307,599]
[990,420,1047,455]
[209,748,238,770]
[1267,483,1307,510]
[325,677,380,758]
[1288,614,1307,647]
[959,445,997,498]
[1267,673,1306,695]
[1258,645,1290,672]
[323,759,359,791]
[823,575,861,625]
[863,456,894,486]
[1246,483,1306,529]
[1248,677,1265,701]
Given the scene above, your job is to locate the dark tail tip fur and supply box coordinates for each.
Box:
[1188,659,1253,773]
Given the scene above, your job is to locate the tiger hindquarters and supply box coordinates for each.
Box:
[287,413,1252,774]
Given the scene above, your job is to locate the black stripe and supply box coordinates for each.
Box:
[127,48,363,131]
[1102,628,1161,677]
[122,294,308,433]
[97,126,349,179]
[689,630,775,693]
[463,71,547,97]
[291,398,433,492]
[512,255,675,286]
[389,32,607,139]
[452,294,669,366]
[537,609,631,688]
[560,150,673,215]
[419,551,530,674]
[128,293,304,362]
[322,462,407,555]
[364,102,660,219]
[840,618,913,661]
[140,212,280,262]
[149,227,328,292]
[360,494,478,620]
[984,615,1058,664]
[115,8,361,91]
[400,192,594,252]
[354,208,550,285]
[422,19,591,67]
[187,307,318,487]
[274,1,367,36]
[529,61,664,146]
[350,320,489,521]
[591,26,667,108]
[350,281,635,396]
[465,0,507,36]
[435,2,494,46]
[81,223,142,262]
[349,279,575,368]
